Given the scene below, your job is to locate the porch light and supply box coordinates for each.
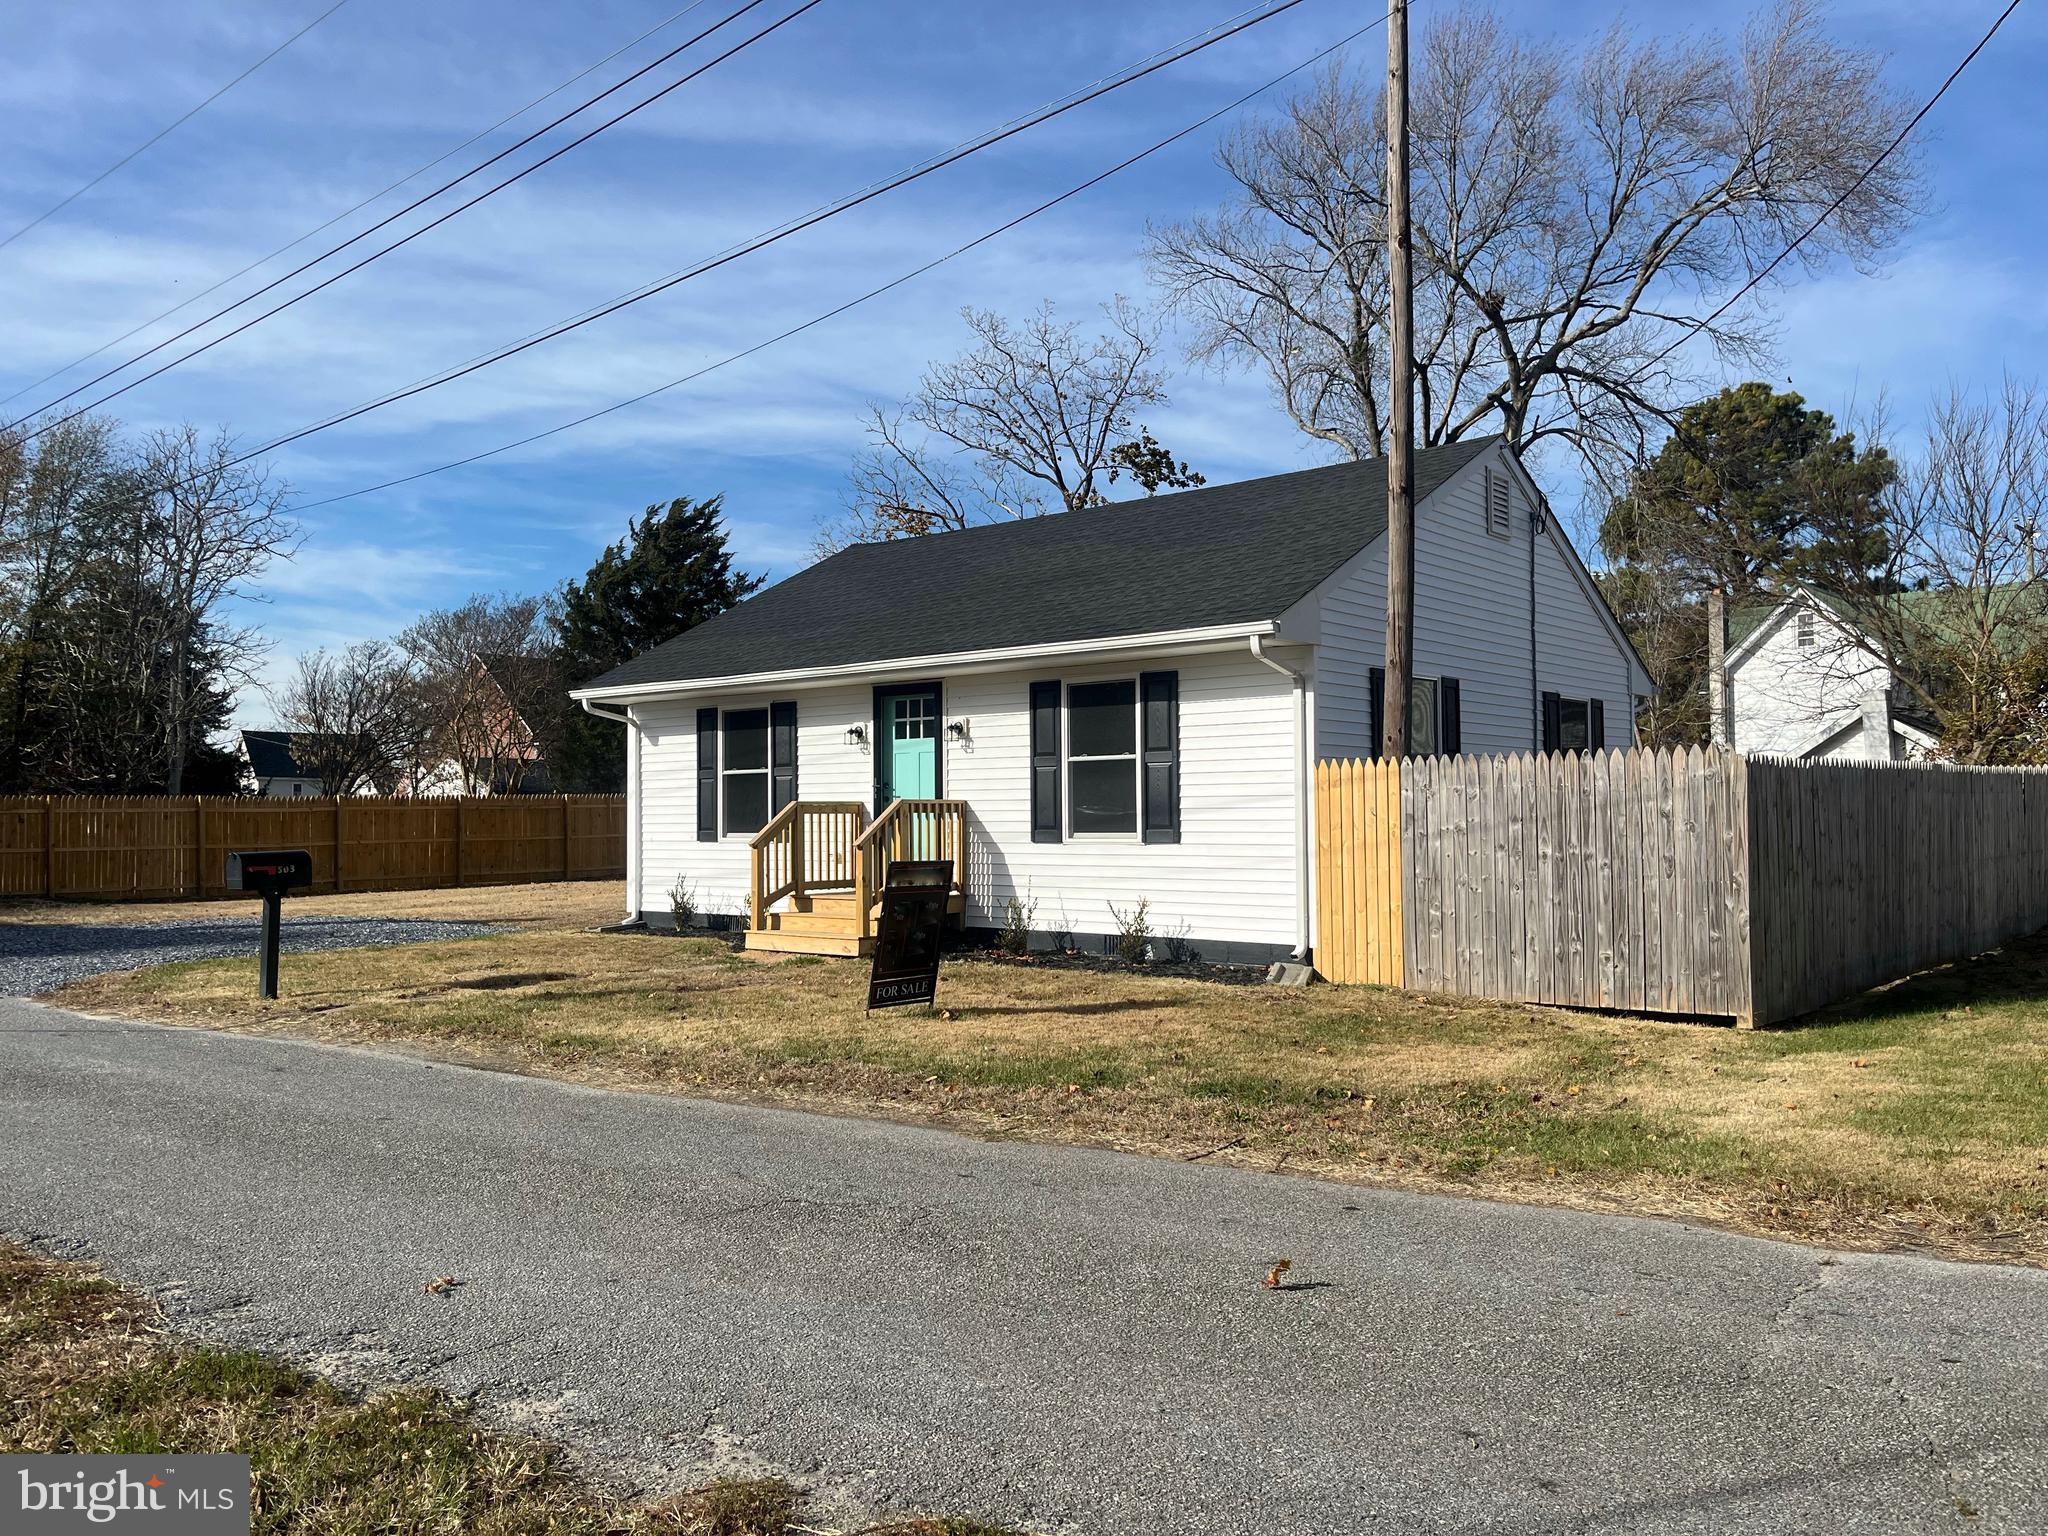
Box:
[946,718,971,743]
[845,724,867,747]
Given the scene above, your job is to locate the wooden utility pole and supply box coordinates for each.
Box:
[1381,0,1415,759]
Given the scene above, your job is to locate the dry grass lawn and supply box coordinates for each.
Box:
[0,1241,1027,1536]
[1,879,625,930]
[53,922,2048,1266]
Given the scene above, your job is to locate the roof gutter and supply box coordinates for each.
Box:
[1248,634,1311,963]
[570,620,1280,704]
[579,697,630,724]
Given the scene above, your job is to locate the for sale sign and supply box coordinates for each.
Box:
[865,859,952,1011]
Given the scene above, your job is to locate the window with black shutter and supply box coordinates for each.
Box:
[1029,680,1061,842]
[1439,677,1462,755]
[695,708,718,842]
[1589,699,1606,751]
[1139,670,1180,843]
[1369,667,1385,758]
[1541,693,1595,753]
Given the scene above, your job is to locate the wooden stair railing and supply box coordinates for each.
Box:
[748,800,868,929]
[851,798,968,940]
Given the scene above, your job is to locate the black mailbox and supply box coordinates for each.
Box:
[226,850,312,998]
[225,849,313,894]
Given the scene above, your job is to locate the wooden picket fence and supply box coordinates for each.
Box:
[0,794,625,902]
[1315,749,2048,1027]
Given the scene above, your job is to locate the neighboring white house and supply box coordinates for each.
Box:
[571,438,1653,964]
[238,730,329,797]
[1723,585,1939,762]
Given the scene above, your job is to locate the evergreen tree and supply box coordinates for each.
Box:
[1598,383,1898,745]
[550,497,761,790]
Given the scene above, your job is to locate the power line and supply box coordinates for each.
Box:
[284,0,1300,440]
[286,13,1386,514]
[0,0,354,253]
[0,0,720,411]
[8,0,805,436]
[1639,0,2023,379]
[195,0,1319,482]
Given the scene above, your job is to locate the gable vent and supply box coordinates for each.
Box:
[1485,466,1513,539]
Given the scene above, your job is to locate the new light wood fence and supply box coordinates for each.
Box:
[1315,750,2048,1026]
[0,794,625,902]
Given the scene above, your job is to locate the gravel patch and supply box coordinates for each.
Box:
[0,916,499,997]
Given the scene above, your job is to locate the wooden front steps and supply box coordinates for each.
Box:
[744,889,964,957]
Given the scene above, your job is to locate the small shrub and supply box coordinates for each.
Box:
[998,892,1037,956]
[1107,898,1152,965]
[668,874,698,928]
[1157,919,1196,965]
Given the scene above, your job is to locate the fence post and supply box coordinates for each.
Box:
[42,794,54,898]
[334,798,346,893]
[561,793,571,881]
[191,795,204,897]
[455,798,468,886]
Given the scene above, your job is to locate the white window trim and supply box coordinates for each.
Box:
[1064,678,1142,841]
[720,705,773,840]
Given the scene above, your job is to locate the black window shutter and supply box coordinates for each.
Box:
[1589,699,1606,752]
[1439,677,1462,756]
[770,701,798,812]
[1540,692,1561,754]
[1369,667,1386,759]
[1139,670,1180,844]
[1029,680,1062,843]
[695,708,719,841]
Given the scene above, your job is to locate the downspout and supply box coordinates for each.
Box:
[1249,636,1311,962]
[580,698,638,920]
[1528,497,1542,748]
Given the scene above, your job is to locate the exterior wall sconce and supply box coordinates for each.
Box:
[845,724,867,747]
[946,718,971,744]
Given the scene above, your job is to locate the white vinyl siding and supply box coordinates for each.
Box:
[1728,599,1908,761]
[631,648,1299,948]
[1312,444,1640,757]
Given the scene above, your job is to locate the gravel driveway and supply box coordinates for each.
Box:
[0,915,498,996]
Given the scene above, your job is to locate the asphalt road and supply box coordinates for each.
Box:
[4,999,2044,1536]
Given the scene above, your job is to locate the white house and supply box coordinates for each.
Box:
[1723,585,1938,762]
[571,438,1653,964]
[238,730,329,798]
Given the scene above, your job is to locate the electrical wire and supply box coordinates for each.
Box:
[288,13,1384,512]
[192,0,1319,482]
[8,0,805,436]
[0,0,354,253]
[0,0,719,411]
[1637,0,2024,378]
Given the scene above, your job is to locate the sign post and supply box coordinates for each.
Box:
[225,850,313,999]
[865,858,952,1013]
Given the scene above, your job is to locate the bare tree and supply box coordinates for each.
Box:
[136,426,297,792]
[397,595,554,794]
[1149,2,1920,474]
[272,642,416,795]
[819,300,1199,553]
[1832,383,2048,764]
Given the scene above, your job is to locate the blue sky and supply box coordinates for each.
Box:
[2,0,2044,724]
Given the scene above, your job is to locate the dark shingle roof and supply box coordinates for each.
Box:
[240,730,310,780]
[584,437,1499,692]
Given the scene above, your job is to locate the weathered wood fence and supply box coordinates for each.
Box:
[1315,750,2048,1026]
[0,794,626,902]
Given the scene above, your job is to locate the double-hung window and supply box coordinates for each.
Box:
[1067,680,1138,836]
[722,708,770,835]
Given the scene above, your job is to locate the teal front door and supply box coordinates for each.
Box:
[883,689,938,801]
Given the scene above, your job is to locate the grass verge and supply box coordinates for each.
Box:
[52,927,2048,1265]
[0,1242,1027,1536]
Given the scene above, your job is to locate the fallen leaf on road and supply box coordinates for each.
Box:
[1263,1259,1293,1290]
[423,1275,462,1296]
